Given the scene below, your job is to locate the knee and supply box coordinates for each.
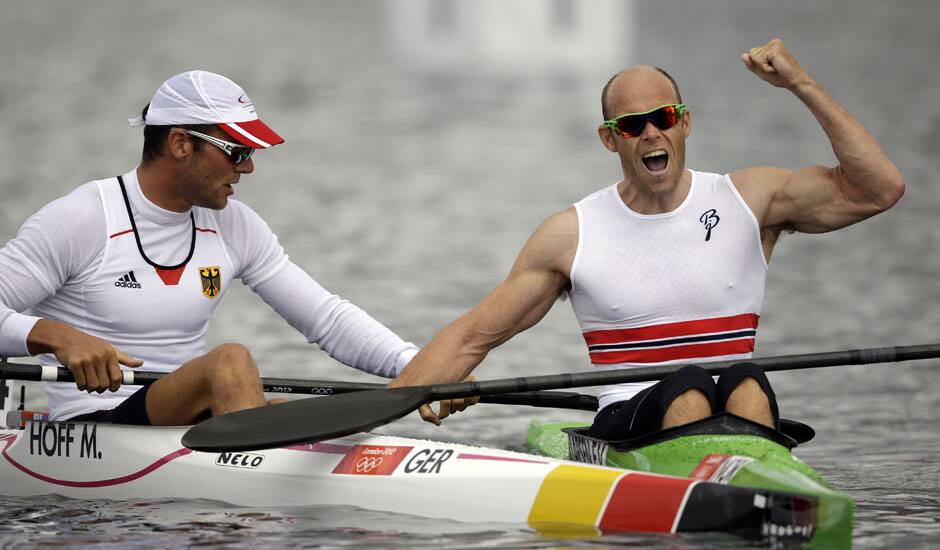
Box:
[717,362,773,406]
[727,376,763,400]
[660,365,717,425]
[671,388,712,410]
[717,362,780,427]
[206,343,258,378]
[662,387,713,429]
[666,365,717,406]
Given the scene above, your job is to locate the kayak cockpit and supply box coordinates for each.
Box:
[564,413,813,463]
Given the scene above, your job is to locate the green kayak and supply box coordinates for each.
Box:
[526,413,853,548]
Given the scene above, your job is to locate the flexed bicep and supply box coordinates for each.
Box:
[737,39,904,235]
[738,165,899,236]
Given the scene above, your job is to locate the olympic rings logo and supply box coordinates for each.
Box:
[355,456,384,473]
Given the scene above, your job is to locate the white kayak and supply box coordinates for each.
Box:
[0,417,819,541]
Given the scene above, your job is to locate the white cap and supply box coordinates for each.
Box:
[129,70,284,149]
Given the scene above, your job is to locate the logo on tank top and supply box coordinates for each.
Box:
[114,271,141,289]
[199,266,222,299]
[699,209,720,241]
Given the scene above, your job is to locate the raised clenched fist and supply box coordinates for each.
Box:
[741,38,813,90]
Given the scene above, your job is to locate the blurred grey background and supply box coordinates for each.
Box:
[1,1,938,545]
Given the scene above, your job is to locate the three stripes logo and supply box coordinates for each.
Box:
[114,271,141,289]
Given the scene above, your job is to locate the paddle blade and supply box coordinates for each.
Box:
[182,386,431,452]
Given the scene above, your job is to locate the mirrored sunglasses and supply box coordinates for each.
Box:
[602,103,687,138]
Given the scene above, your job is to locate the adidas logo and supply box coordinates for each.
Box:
[114,271,141,289]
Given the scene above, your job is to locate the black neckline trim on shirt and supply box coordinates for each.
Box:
[116,175,195,270]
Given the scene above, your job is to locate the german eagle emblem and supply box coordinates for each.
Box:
[199,266,221,299]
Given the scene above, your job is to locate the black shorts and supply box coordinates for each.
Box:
[68,385,152,425]
[588,362,779,441]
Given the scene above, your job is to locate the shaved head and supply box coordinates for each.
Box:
[601,66,683,120]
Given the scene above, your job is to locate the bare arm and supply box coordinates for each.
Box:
[389,209,578,422]
[733,39,905,235]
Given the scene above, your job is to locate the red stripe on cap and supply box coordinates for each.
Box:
[599,473,694,533]
[219,119,284,149]
[589,338,756,364]
[584,314,759,346]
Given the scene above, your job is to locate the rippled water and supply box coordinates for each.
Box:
[2,0,939,547]
[4,496,815,549]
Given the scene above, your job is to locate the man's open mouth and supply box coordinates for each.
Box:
[642,149,669,173]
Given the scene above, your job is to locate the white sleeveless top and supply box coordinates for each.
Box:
[37,175,234,420]
[569,170,767,410]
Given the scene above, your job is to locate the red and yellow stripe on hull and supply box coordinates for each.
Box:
[528,464,695,536]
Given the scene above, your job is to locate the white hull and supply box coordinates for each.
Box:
[2,421,554,519]
[0,420,658,534]
[0,419,794,537]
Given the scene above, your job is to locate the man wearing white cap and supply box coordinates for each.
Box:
[0,70,421,425]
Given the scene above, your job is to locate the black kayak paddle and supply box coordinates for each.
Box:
[182,343,940,452]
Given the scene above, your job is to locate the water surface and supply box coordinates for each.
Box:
[1,1,938,547]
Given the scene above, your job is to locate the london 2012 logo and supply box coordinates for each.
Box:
[699,209,720,241]
[355,456,384,473]
[332,445,413,476]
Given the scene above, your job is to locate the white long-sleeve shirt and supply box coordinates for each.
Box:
[0,168,418,419]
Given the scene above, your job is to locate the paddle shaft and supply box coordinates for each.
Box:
[6,342,938,415]
[0,360,598,411]
[181,342,940,452]
[423,343,940,400]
